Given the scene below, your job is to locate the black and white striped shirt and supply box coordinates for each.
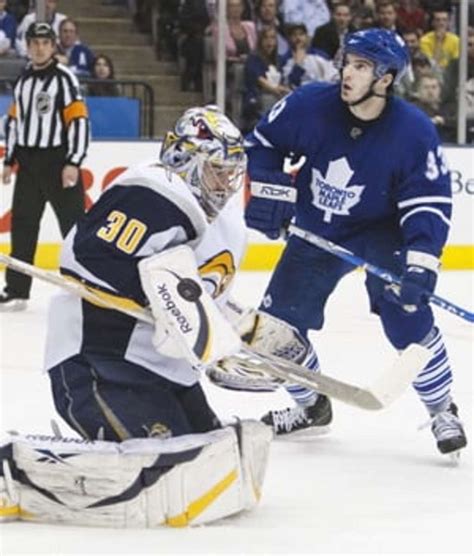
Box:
[4,59,90,167]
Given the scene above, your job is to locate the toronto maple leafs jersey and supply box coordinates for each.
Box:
[44,161,247,386]
[246,82,452,258]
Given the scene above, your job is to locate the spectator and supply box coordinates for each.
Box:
[376,1,402,33]
[254,0,288,56]
[242,26,289,130]
[396,0,427,33]
[412,72,456,141]
[5,1,29,25]
[212,0,257,63]
[56,18,94,77]
[85,54,120,97]
[0,0,17,55]
[312,1,355,60]
[279,0,331,39]
[441,27,474,141]
[396,28,425,98]
[0,23,89,311]
[15,0,67,57]
[352,5,375,30]
[281,23,338,89]
[420,9,459,70]
[177,0,210,92]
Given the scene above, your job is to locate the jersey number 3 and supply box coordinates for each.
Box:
[425,147,449,181]
[96,210,147,255]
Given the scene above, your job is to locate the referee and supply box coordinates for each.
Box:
[1,22,89,311]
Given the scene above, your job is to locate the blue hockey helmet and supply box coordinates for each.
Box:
[342,28,409,84]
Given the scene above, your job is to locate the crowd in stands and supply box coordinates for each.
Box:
[155,0,472,140]
[0,0,119,97]
[0,0,473,142]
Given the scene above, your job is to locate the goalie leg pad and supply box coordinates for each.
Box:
[139,245,241,365]
[2,422,272,528]
[0,442,19,522]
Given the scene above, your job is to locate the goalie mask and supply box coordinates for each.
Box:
[160,106,247,219]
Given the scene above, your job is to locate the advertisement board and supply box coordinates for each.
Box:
[0,142,472,269]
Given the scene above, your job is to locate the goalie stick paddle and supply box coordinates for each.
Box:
[243,344,430,410]
[0,253,429,410]
[288,224,474,324]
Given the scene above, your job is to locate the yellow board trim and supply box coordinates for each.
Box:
[165,469,238,527]
[1,243,473,271]
[240,244,474,271]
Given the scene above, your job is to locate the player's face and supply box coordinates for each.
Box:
[340,53,375,103]
[199,157,246,217]
[28,38,56,67]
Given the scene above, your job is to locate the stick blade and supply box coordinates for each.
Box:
[368,344,431,408]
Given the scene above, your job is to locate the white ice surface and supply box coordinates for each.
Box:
[0,270,472,555]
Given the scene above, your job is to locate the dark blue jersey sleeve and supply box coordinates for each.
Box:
[245,83,330,188]
[245,88,303,188]
[395,106,452,258]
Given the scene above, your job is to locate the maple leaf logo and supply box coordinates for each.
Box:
[310,158,365,223]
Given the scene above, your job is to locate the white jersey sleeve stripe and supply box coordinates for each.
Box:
[400,207,451,228]
[398,196,452,209]
[135,226,190,258]
[253,128,275,148]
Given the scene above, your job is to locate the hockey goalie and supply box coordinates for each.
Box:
[0,106,274,528]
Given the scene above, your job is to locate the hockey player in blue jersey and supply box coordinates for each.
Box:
[244,28,467,456]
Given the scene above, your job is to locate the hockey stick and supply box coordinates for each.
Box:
[0,253,430,410]
[288,224,474,324]
[214,344,430,410]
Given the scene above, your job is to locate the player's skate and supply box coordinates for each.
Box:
[430,403,467,460]
[262,394,332,437]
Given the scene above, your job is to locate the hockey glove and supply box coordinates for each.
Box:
[245,172,297,240]
[390,251,439,311]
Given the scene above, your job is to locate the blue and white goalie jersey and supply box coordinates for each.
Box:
[246,82,452,257]
[44,162,246,386]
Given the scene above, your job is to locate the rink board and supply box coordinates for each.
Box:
[0,142,473,270]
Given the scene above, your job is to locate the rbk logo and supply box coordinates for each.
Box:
[251,181,297,202]
[261,185,291,198]
[310,158,365,223]
[35,449,78,465]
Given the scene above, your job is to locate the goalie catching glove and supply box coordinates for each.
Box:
[206,301,312,392]
[139,245,241,366]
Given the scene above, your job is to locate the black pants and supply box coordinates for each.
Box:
[6,146,85,298]
[49,354,221,441]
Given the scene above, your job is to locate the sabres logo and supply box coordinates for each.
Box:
[199,250,236,298]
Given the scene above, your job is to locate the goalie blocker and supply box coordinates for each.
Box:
[0,421,272,528]
[138,245,241,366]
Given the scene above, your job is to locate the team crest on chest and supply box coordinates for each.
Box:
[36,91,52,115]
[310,157,365,223]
